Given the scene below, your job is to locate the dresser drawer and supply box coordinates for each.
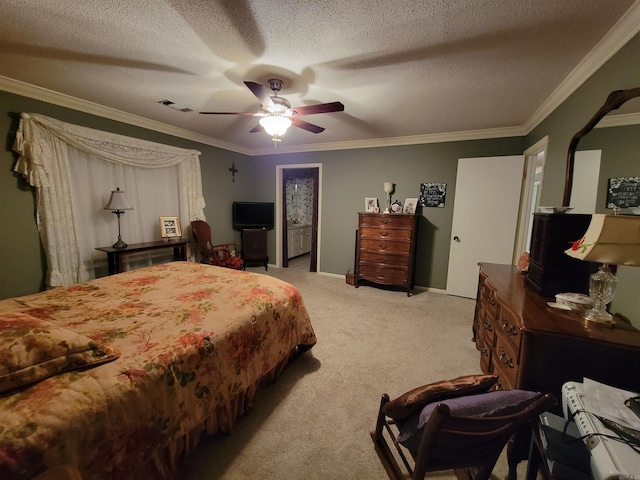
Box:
[476,324,493,374]
[359,214,415,229]
[480,283,498,320]
[359,238,410,255]
[496,306,521,350]
[360,226,411,241]
[478,305,495,346]
[494,332,519,376]
[492,361,516,391]
[357,264,408,285]
[359,251,409,267]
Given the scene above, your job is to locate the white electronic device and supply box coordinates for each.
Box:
[562,381,640,480]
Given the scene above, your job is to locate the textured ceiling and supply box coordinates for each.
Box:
[0,0,639,155]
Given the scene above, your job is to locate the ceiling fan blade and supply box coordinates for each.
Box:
[244,81,275,108]
[249,124,264,133]
[292,101,344,116]
[199,111,256,115]
[292,118,325,134]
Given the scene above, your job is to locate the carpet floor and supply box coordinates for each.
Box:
[183,266,527,479]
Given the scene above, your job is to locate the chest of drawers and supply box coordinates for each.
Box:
[474,263,640,404]
[355,213,418,296]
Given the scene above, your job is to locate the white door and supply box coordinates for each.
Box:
[447,156,525,298]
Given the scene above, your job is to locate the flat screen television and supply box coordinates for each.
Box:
[232,202,275,231]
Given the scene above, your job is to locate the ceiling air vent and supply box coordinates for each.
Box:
[158,99,193,112]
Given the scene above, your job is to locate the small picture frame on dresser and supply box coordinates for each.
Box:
[160,216,182,238]
[403,198,418,214]
[365,197,378,212]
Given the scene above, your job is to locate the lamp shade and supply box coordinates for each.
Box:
[103,188,133,211]
[565,214,640,266]
[259,115,292,136]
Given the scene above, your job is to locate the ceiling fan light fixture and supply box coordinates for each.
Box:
[259,115,292,136]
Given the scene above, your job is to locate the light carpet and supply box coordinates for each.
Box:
[183,267,521,479]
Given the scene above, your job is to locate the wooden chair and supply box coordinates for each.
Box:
[371,383,556,480]
[191,220,244,270]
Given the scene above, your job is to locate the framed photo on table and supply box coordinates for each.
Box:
[159,216,182,238]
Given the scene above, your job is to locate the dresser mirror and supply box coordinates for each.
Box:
[563,87,640,327]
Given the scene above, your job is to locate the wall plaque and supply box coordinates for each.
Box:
[418,182,446,208]
[607,177,640,209]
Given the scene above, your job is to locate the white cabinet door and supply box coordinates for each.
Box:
[302,226,312,254]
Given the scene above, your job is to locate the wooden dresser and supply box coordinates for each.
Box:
[474,263,640,406]
[355,213,418,296]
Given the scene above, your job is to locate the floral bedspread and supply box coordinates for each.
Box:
[0,262,316,479]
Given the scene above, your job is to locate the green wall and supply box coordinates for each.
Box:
[247,139,524,289]
[2,30,639,304]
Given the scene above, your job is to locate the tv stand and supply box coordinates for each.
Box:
[241,229,269,270]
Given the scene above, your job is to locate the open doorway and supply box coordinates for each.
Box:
[275,164,321,271]
[513,136,548,262]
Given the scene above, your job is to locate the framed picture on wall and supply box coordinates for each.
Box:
[160,216,182,238]
[419,183,447,207]
[365,197,379,212]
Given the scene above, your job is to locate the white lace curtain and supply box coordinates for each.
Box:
[13,112,206,287]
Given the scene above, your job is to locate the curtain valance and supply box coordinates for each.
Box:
[13,112,206,287]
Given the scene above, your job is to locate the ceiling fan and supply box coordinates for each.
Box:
[200,79,345,143]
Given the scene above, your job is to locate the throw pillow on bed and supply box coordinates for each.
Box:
[383,374,499,421]
[0,312,120,393]
[396,389,542,454]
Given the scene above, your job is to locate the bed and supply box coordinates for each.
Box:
[0,262,317,479]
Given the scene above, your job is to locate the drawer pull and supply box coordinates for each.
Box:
[501,318,517,336]
[498,349,514,369]
[379,231,390,236]
[482,320,493,331]
[378,243,389,250]
[487,295,495,306]
[480,345,489,357]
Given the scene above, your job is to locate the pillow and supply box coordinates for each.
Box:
[397,389,542,454]
[383,374,498,421]
[0,313,120,394]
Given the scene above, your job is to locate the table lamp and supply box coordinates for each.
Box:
[383,182,394,213]
[103,187,133,249]
[565,214,640,325]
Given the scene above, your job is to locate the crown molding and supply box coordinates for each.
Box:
[249,126,526,156]
[0,74,526,156]
[595,112,640,128]
[523,1,640,134]
[0,76,253,155]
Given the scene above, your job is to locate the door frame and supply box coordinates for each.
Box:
[275,163,322,270]
[513,136,548,262]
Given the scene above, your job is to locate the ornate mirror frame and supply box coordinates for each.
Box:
[563,87,640,206]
